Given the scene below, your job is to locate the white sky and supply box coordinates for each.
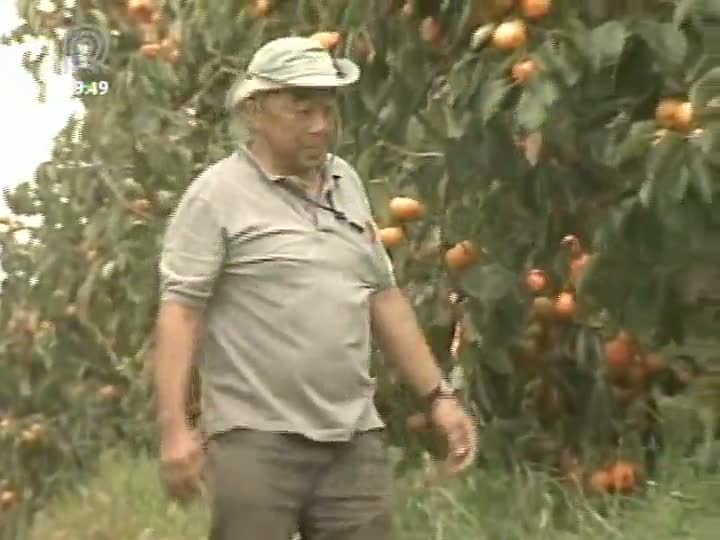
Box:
[0,0,85,282]
[0,0,84,217]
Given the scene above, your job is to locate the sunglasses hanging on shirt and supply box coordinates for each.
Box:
[275,177,365,234]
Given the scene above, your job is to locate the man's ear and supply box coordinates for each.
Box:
[229,98,261,142]
[245,95,268,118]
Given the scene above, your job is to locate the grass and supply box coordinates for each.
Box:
[395,462,720,540]
[23,443,720,540]
[27,450,209,540]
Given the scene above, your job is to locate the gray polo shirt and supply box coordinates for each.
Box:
[158,147,397,442]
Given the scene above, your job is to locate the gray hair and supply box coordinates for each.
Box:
[228,97,264,145]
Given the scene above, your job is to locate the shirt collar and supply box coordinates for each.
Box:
[237,145,341,194]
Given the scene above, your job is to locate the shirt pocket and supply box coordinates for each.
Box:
[222,221,322,281]
[326,210,388,289]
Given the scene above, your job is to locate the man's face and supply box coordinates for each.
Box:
[251,87,338,173]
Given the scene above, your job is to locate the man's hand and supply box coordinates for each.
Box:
[159,425,205,501]
[429,398,478,475]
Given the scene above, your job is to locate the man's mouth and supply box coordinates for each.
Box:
[302,146,326,156]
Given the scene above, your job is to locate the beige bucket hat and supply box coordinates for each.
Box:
[225,36,361,110]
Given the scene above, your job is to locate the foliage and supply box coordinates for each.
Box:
[1,0,720,528]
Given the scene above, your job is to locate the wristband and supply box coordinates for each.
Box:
[423,379,457,415]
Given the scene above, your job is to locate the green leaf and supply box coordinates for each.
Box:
[700,118,720,168]
[670,166,691,201]
[516,88,547,132]
[447,61,475,100]
[589,21,628,69]
[574,326,589,369]
[480,78,513,123]
[130,108,162,133]
[690,67,720,118]
[634,21,688,69]
[365,178,392,223]
[696,0,720,17]
[470,24,495,51]
[646,134,690,210]
[688,147,714,203]
[638,177,654,208]
[90,9,110,31]
[19,376,31,398]
[646,132,687,183]
[155,190,177,213]
[421,101,447,138]
[100,261,116,280]
[404,116,427,150]
[483,347,514,375]
[638,132,687,208]
[443,104,468,140]
[536,41,580,87]
[673,0,698,26]
[614,120,657,165]
[460,263,516,302]
[340,0,367,27]
[76,263,101,311]
[537,79,560,106]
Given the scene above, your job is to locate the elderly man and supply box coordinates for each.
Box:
[153,36,477,540]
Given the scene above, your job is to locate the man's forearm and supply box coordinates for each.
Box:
[370,287,444,397]
[153,301,205,434]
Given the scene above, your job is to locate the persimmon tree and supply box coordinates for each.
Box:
[1,0,720,527]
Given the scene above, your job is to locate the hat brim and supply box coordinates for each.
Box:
[226,58,360,110]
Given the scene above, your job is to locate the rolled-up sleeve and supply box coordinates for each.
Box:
[346,168,397,292]
[159,195,225,308]
[369,225,398,292]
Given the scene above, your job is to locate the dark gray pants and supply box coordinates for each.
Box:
[205,428,394,540]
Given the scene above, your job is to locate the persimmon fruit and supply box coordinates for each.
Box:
[674,101,694,132]
[253,0,273,17]
[97,384,125,400]
[129,198,152,214]
[140,43,161,58]
[605,338,633,376]
[561,234,582,256]
[525,269,549,292]
[655,99,682,128]
[389,197,425,222]
[491,20,527,50]
[309,31,342,50]
[607,461,639,494]
[521,0,551,19]
[127,0,157,24]
[379,227,405,248]
[511,59,537,83]
[655,99,693,131]
[554,292,576,318]
[420,17,443,44]
[445,241,480,272]
[570,252,592,283]
[644,353,668,378]
[0,490,17,511]
[589,470,611,494]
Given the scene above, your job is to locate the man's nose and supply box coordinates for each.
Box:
[307,110,333,135]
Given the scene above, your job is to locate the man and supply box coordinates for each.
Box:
[153,36,477,540]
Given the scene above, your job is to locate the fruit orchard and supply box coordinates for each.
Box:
[2,0,720,530]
